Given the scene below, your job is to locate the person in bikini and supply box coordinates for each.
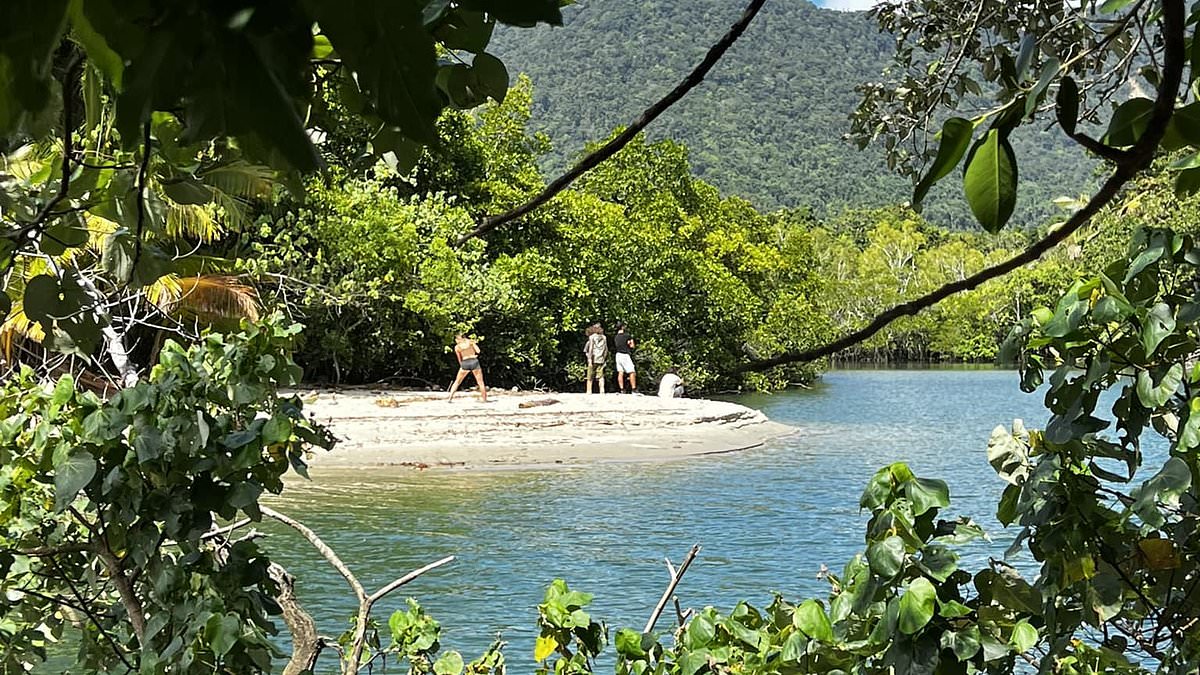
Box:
[448,334,489,402]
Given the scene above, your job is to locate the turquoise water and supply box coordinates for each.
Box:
[262,369,1050,670]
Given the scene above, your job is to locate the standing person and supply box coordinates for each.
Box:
[614,322,637,394]
[447,334,489,402]
[584,323,609,394]
[658,367,684,399]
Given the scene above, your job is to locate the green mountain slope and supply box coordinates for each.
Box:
[489,0,1097,227]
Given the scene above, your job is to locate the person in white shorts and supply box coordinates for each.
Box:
[613,322,637,394]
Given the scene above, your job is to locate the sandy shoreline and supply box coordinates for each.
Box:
[294,389,795,470]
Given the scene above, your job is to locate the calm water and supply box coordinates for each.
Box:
[261,369,1052,671]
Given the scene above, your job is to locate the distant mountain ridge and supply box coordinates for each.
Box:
[489,0,1097,227]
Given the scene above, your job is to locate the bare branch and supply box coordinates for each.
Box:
[367,555,455,604]
[11,542,92,557]
[738,0,1187,374]
[261,505,367,603]
[200,518,253,541]
[645,544,700,633]
[454,0,768,246]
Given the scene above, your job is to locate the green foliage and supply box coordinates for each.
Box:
[854,0,1200,233]
[247,92,831,391]
[488,0,1097,226]
[808,206,1075,362]
[535,580,607,675]
[0,316,334,673]
[0,0,561,169]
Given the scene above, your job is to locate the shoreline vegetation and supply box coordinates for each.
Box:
[294,389,795,471]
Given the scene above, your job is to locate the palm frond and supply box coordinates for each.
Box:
[165,203,222,242]
[1,305,45,363]
[146,273,184,308]
[164,275,260,322]
[198,161,276,200]
[83,214,120,256]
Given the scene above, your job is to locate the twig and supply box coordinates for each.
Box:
[367,555,455,604]
[455,0,768,246]
[737,0,1186,374]
[200,518,253,541]
[48,556,136,672]
[645,544,700,633]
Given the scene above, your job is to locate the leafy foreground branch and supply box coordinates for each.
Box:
[5,228,1200,674]
[741,0,1191,373]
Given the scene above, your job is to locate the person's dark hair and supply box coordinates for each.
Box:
[666,367,678,375]
[616,321,626,332]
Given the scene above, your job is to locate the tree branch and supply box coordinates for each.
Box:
[261,505,367,603]
[737,0,1186,374]
[644,544,700,634]
[133,120,152,266]
[367,555,455,604]
[454,0,768,246]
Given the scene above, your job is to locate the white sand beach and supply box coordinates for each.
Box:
[295,389,795,470]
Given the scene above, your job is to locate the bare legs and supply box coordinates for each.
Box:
[617,371,637,394]
[586,365,606,394]
[447,368,488,402]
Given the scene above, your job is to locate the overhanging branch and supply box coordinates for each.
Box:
[454,0,769,246]
[737,0,1186,374]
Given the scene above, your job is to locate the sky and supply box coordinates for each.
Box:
[812,0,878,10]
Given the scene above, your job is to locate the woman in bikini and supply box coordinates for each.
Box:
[447,334,489,402]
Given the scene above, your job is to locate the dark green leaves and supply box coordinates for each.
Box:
[305,0,443,144]
[867,535,906,578]
[1056,77,1079,135]
[0,0,69,133]
[436,54,510,109]
[912,117,973,211]
[963,129,1018,233]
[1104,98,1155,147]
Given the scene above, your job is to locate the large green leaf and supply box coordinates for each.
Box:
[1131,457,1191,528]
[912,117,973,210]
[1104,97,1155,147]
[897,577,936,634]
[432,9,495,53]
[792,600,833,642]
[54,450,97,511]
[1136,363,1183,408]
[1055,77,1079,135]
[68,0,123,89]
[1010,620,1038,653]
[940,626,981,661]
[963,129,1018,233]
[1141,303,1176,356]
[904,477,950,515]
[866,535,906,578]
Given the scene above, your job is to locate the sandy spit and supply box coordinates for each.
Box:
[293,389,796,471]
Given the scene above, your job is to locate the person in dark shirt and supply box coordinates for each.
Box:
[613,322,637,394]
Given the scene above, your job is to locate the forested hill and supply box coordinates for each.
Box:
[489,0,1097,227]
